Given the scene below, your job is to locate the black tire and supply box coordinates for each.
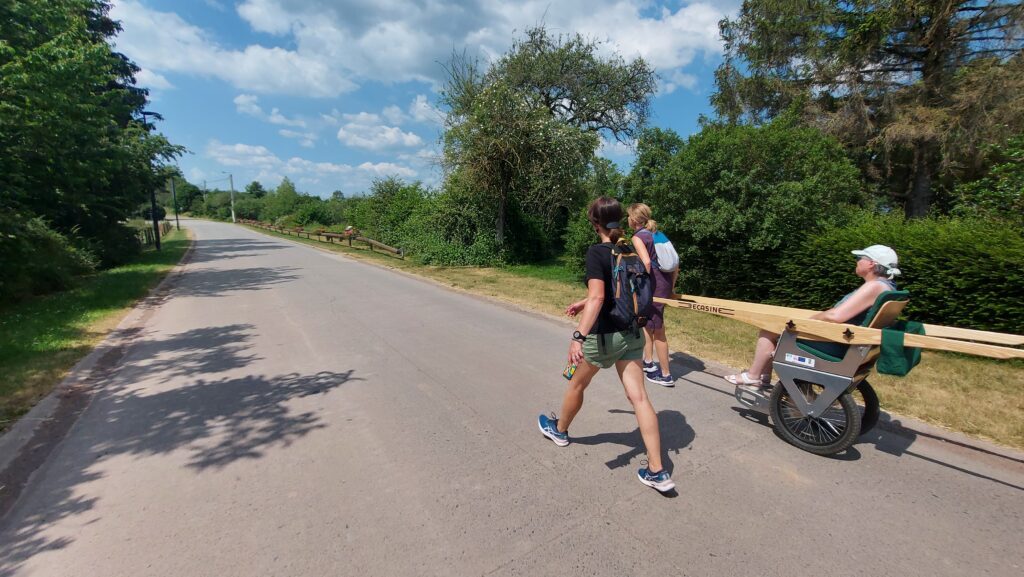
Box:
[769,380,862,456]
[856,380,880,434]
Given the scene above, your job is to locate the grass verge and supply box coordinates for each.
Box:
[0,229,191,431]
[246,225,1024,450]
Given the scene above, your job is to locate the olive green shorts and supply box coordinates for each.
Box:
[583,330,644,369]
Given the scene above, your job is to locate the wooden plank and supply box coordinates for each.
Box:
[656,295,1024,346]
[655,295,1024,360]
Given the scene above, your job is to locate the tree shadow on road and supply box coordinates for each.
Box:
[175,266,300,298]
[186,238,290,264]
[0,321,361,577]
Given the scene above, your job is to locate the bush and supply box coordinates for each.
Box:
[637,116,864,301]
[771,211,1024,333]
[0,215,97,302]
[563,206,597,280]
[82,223,142,268]
[141,205,167,221]
[293,200,338,228]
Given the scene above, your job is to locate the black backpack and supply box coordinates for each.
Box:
[609,242,655,336]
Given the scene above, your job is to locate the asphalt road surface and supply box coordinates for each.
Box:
[1,219,1022,576]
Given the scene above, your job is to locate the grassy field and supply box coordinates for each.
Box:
[0,229,191,431]
[247,224,1024,450]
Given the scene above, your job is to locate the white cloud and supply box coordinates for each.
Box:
[136,68,173,90]
[382,105,407,126]
[111,0,357,97]
[233,94,306,127]
[598,136,635,157]
[278,129,317,148]
[659,70,700,95]
[114,1,731,98]
[205,139,420,192]
[409,94,443,125]
[336,112,424,150]
[358,162,417,178]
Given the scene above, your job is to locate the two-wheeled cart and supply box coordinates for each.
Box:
[657,292,1024,455]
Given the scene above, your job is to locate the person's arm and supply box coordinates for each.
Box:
[569,279,605,364]
[631,235,652,273]
[811,282,886,323]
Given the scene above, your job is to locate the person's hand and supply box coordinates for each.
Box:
[568,339,584,365]
[565,300,585,317]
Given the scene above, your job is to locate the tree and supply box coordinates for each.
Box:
[261,177,302,222]
[245,181,268,198]
[0,0,182,268]
[440,25,655,252]
[714,1,1024,217]
[636,116,865,301]
[623,127,685,203]
[484,26,657,142]
[951,135,1024,227]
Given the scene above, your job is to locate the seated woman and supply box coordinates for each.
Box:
[724,244,901,387]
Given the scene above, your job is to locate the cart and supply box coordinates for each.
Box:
[657,293,1024,455]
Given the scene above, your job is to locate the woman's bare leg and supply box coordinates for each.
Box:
[747,330,779,378]
[642,327,655,364]
[653,326,671,376]
[616,359,664,472]
[557,360,600,433]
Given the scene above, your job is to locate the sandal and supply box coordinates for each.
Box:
[724,372,769,387]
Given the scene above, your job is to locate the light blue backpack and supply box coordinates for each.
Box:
[652,231,679,272]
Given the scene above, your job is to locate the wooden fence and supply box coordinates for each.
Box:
[136,221,173,246]
[239,219,404,259]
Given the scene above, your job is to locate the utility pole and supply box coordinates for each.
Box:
[139,110,161,250]
[226,173,236,223]
[202,180,207,202]
[149,184,162,251]
[169,174,180,230]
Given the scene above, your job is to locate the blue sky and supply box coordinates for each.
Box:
[110,0,739,196]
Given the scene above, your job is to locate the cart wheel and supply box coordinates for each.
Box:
[769,380,861,456]
[856,380,880,434]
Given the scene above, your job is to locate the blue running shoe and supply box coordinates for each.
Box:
[645,372,675,387]
[538,413,569,446]
[638,466,676,492]
[642,360,660,374]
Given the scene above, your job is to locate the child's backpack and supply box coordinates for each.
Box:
[609,243,655,336]
[652,231,679,272]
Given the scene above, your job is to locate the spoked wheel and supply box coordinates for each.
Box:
[855,380,880,434]
[769,380,861,455]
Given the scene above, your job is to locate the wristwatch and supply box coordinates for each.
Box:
[572,330,587,343]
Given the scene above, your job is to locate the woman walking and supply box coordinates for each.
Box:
[537,197,675,492]
[627,203,677,387]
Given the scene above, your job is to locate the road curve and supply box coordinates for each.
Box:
[1,219,1022,576]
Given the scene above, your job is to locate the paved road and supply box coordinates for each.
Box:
[1,219,1022,576]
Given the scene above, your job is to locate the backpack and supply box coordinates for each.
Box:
[609,243,655,336]
[652,231,679,272]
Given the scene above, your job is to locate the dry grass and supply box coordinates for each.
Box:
[248,225,1024,449]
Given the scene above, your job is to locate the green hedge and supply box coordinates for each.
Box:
[770,212,1024,333]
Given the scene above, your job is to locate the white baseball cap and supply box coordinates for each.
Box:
[852,244,901,277]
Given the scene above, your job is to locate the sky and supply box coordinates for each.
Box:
[110,0,740,197]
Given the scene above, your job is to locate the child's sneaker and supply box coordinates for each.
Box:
[638,466,675,492]
[538,413,569,446]
[645,373,675,387]
[642,360,660,374]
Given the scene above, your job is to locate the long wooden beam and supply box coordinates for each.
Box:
[656,295,1023,346]
[656,296,1024,360]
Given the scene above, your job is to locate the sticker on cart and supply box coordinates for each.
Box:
[785,353,816,368]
